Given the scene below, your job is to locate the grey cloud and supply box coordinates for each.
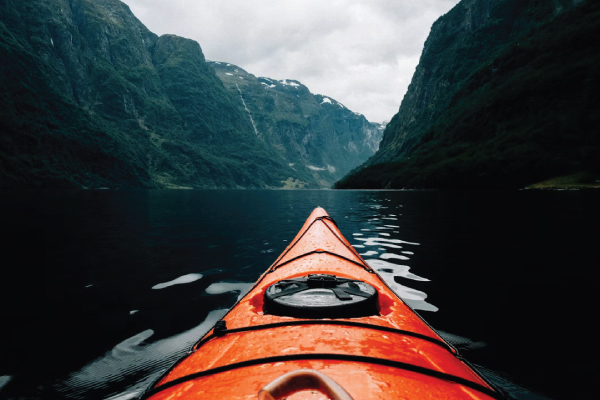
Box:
[125,0,459,122]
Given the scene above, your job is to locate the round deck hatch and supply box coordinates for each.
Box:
[264,274,378,318]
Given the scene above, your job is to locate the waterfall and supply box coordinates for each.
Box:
[235,84,259,136]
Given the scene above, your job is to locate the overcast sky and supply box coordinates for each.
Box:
[125,0,460,123]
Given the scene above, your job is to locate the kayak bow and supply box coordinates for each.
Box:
[142,208,502,400]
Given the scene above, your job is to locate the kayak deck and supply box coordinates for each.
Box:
[143,208,501,399]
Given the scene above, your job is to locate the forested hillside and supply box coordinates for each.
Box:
[336,0,599,189]
[210,61,384,187]
[0,0,380,189]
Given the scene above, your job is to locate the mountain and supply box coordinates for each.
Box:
[336,0,600,189]
[0,0,297,188]
[208,61,384,187]
[0,0,381,189]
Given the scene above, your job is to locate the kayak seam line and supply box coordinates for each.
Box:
[269,216,374,273]
[192,320,455,354]
[318,216,376,271]
[455,355,511,399]
[142,353,502,400]
[270,249,374,273]
[269,216,332,268]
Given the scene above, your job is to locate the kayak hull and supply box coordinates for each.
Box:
[143,208,500,400]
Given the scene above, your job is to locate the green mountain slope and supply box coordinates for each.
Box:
[0,0,296,188]
[209,62,384,187]
[336,0,600,189]
[0,0,384,189]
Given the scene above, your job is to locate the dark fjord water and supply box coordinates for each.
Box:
[1,190,597,400]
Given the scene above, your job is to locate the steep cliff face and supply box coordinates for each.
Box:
[209,62,384,187]
[371,0,498,164]
[338,0,599,189]
[373,0,587,165]
[0,0,298,188]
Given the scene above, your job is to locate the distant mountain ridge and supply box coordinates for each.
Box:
[337,0,600,189]
[209,61,384,187]
[0,0,381,189]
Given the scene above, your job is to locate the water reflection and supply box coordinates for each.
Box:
[54,310,228,400]
[348,199,438,312]
[205,282,254,301]
[151,273,203,289]
[0,376,12,391]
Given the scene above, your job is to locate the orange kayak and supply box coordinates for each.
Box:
[141,207,503,399]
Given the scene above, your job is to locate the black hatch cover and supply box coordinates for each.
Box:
[264,274,378,318]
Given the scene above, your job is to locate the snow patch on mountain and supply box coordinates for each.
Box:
[280,79,300,87]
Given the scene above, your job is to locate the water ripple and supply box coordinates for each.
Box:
[0,376,12,391]
[205,282,253,301]
[380,253,410,261]
[54,309,228,399]
[151,273,203,289]
[352,204,435,312]
[368,259,438,312]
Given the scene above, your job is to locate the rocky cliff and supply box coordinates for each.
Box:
[209,61,384,187]
[0,0,380,189]
[337,0,599,189]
